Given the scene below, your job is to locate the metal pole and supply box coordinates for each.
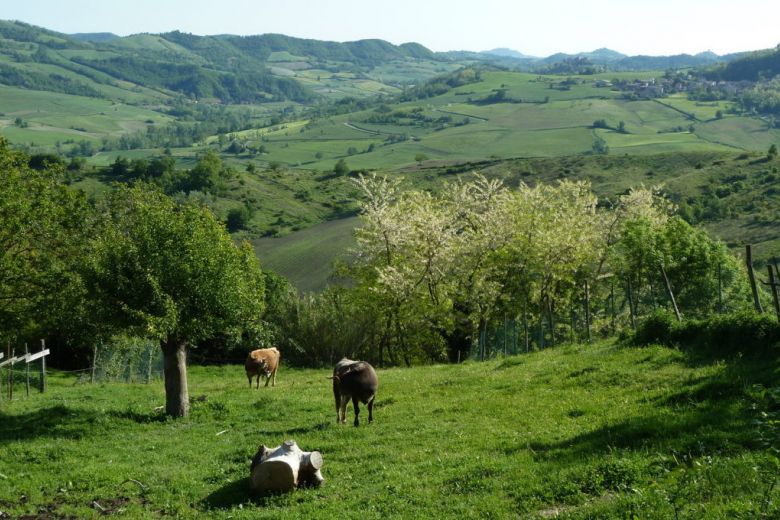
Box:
[91,344,98,384]
[584,281,591,343]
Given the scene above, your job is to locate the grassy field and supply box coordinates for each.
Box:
[252,216,358,293]
[1,340,778,518]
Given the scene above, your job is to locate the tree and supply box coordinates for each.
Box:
[0,139,89,342]
[185,150,221,193]
[84,185,265,416]
[414,153,429,163]
[617,121,627,134]
[334,158,349,176]
[226,206,251,232]
[592,135,609,155]
[768,144,778,160]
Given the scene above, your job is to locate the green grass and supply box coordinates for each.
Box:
[252,216,358,292]
[1,341,777,518]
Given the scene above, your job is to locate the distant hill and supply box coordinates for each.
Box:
[0,20,443,103]
[482,48,537,60]
[69,32,120,43]
[540,48,627,65]
[707,45,780,81]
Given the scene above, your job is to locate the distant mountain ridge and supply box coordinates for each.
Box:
[0,19,774,105]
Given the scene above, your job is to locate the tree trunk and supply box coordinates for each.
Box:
[162,338,189,417]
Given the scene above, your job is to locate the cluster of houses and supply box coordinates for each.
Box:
[596,76,754,100]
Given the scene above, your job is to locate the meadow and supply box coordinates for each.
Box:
[1,340,778,519]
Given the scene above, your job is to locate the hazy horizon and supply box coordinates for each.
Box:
[2,0,779,57]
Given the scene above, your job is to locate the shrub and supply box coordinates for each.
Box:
[633,311,780,356]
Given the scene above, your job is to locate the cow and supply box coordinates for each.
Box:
[329,358,378,426]
[245,347,280,388]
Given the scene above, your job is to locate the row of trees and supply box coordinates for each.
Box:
[264,174,752,366]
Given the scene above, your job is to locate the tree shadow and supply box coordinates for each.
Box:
[524,351,778,465]
[0,405,100,441]
[254,422,330,436]
[202,477,252,510]
[108,408,169,424]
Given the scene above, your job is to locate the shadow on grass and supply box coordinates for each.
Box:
[202,477,252,510]
[109,408,169,424]
[255,422,330,436]
[202,477,291,510]
[0,404,99,441]
[527,352,778,463]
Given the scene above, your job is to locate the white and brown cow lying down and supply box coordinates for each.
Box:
[245,347,280,388]
[330,358,378,426]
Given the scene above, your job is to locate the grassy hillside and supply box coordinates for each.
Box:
[1,340,778,518]
[252,216,358,293]
[248,150,780,292]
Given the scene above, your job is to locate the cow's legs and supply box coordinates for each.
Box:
[271,368,276,387]
[339,395,350,424]
[264,372,270,387]
[352,396,361,427]
[256,374,260,389]
[367,396,374,424]
[247,374,252,388]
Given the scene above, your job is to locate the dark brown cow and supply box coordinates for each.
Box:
[245,347,280,388]
[330,358,378,426]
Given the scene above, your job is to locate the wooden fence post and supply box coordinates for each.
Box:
[766,264,780,319]
[660,263,682,321]
[746,245,764,313]
[39,339,47,393]
[25,343,29,397]
[6,344,11,400]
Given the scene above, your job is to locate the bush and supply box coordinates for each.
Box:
[633,310,780,356]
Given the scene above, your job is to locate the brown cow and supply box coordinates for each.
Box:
[330,358,378,426]
[245,347,280,388]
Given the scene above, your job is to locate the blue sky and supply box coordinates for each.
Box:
[3,0,778,56]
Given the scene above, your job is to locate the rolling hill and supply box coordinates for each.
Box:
[1,20,779,293]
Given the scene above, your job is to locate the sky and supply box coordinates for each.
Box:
[3,0,779,57]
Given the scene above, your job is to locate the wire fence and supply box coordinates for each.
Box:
[92,336,163,384]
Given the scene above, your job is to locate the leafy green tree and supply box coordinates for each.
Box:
[226,206,251,232]
[617,121,627,134]
[83,185,265,416]
[334,158,349,176]
[414,153,429,163]
[0,139,89,342]
[186,150,222,192]
[768,144,778,160]
[592,135,609,155]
